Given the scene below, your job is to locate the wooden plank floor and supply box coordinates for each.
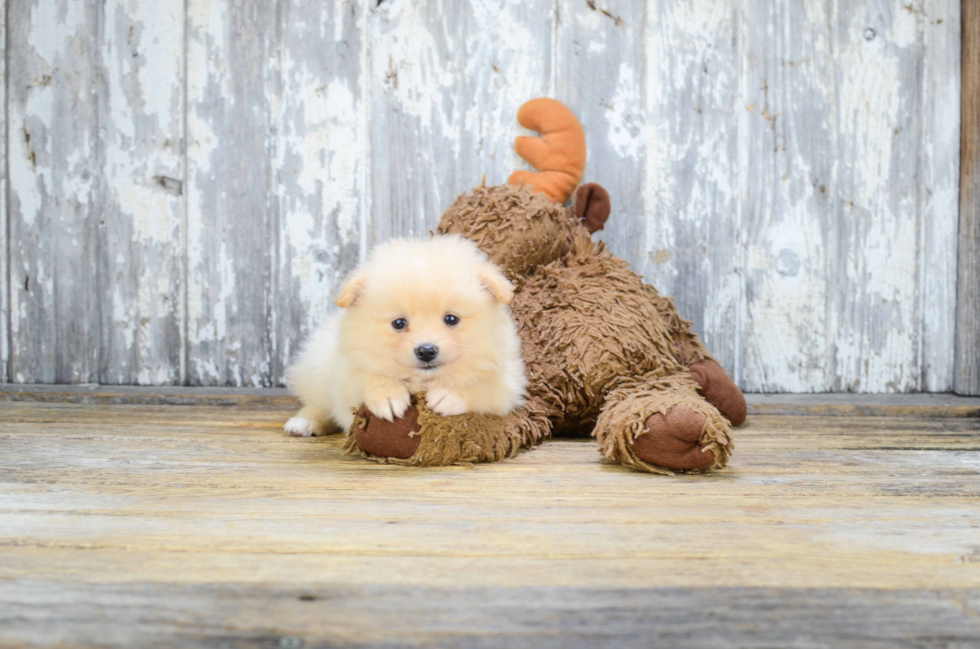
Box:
[1,391,979,648]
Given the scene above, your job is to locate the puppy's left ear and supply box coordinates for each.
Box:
[335,272,365,308]
[478,265,514,304]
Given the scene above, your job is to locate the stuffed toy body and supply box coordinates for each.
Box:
[344,99,745,474]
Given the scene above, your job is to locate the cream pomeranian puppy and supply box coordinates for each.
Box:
[283,235,526,437]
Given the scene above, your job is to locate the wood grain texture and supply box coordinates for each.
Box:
[0,0,968,392]
[556,0,743,379]
[832,1,927,392]
[98,0,184,385]
[7,0,102,383]
[275,0,366,376]
[367,0,554,243]
[957,0,980,395]
[185,0,278,386]
[920,0,961,392]
[0,398,979,646]
[1,3,7,385]
[2,583,979,649]
[555,0,646,263]
[739,0,835,392]
[641,1,742,379]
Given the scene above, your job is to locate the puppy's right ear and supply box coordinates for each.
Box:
[478,265,515,304]
[335,273,365,308]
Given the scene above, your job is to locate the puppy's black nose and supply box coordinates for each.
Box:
[414,343,439,363]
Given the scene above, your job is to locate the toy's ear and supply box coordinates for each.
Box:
[334,272,365,308]
[574,183,611,234]
[478,265,514,304]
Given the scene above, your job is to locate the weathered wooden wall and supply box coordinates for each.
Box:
[1,0,965,392]
[957,0,980,395]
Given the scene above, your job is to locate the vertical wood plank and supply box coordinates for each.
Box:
[7,0,101,383]
[956,0,980,394]
[554,0,646,276]
[275,0,365,378]
[738,1,835,392]
[185,0,278,386]
[919,0,960,392]
[831,0,931,392]
[98,0,184,384]
[636,1,741,378]
[1,2,8,383]
[368,0,554,244]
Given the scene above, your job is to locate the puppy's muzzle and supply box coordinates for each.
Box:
[414,343,439,363]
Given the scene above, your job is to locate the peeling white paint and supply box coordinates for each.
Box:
[0,6,6,383]
[606,63,642,159]
[2,0,964,392]
[28,1,87,59]
[273,0,367,378]
[99,0,184,385]
[8,0,102,382]
[831,3,922,392]
[639,0,742,381]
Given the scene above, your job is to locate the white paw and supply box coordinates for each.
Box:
[284,416,324,437]
[426,388,468,417]
[364,383,412,422]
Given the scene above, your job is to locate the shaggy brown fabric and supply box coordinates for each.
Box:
[440,182,569,277]
[593,370,732,474]
[351,182,742,474]
[689,360,748,426]
[345,394,552,467]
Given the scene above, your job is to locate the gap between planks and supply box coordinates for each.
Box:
[0,384,978,418]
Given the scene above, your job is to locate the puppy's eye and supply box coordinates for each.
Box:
[443,314,460,326]
[391,318,408,331]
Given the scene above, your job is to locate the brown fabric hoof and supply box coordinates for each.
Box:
[688,360,747,426]
[632,407,715,471]
[352,404,422,459]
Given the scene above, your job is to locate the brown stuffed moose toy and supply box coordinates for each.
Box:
[344,98,745,474]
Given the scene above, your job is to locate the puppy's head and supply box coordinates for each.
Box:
[336,236,514,382]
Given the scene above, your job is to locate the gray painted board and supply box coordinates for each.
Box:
[0,0,968,392]
[831,1,937,393]
[739,0,835,393]
[185,0,279,386]
[1,3,7,384]
[274,0,367,380]
[98,0,184,385]
[368,0,554,244]
[921,0,961,393]
[632,1,742,380]
[7,0,102,383]
[956,0,980,395]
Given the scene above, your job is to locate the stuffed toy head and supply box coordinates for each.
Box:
[439,98,611,277]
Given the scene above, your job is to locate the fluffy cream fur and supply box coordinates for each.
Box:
[283,236,526,437]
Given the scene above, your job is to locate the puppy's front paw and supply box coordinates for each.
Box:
[427,388,468,417]
[284,416,324,437]
[364,381,412,422]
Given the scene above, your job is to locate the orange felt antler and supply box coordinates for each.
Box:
[507,98,586,204]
